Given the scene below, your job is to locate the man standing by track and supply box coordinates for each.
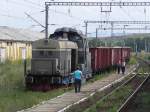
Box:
[117,60,121,74]
[73,67,83,93]
[121,60,126,74]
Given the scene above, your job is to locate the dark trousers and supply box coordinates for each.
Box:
[117,65,121,74]
[122,66,125,74]
[74,79,81,93]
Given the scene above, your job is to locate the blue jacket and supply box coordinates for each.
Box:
[74,70,82,80]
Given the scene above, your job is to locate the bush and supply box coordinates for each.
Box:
[128,57,137,65]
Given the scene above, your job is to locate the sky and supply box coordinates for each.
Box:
[1,0,150,37]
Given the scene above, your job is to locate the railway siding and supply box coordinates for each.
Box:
[18,65,138,112]
[117,75,149,112]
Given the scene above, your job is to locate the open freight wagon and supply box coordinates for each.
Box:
[89,47,131,73]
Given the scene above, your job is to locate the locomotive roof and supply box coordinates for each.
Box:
[50,27,86,39]
[32,38,78,49]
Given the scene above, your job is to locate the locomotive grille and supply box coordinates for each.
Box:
[31,58,58,75]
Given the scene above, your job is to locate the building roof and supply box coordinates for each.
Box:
[0,26,44,42]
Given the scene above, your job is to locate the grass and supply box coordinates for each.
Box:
[0,60,116,112]
[129,77,150,112]
[128,56,137,65]
[0,88,66,112]
[84,84,134,112]
[0,60,70,112]
[88,71,113,83]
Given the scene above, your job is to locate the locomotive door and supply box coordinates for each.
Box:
[71,49,77,72]
[20,47,26,60]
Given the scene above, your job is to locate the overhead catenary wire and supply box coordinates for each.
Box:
[120,6,135,21]
[0,13,26,20]
[2,0,84,29]
[17,0,85,22]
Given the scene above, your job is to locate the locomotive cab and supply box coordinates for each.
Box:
[25,38,78,90]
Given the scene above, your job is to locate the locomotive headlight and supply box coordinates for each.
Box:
[26,76,34,83]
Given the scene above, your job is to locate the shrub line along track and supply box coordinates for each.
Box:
[18,65,138,112]
[117,74,149,112]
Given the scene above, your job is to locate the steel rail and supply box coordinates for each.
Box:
[117,75,149,112]
[136,57,150,66]
[95,73,137,103]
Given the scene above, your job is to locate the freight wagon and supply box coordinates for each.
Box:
[90,47,131,73]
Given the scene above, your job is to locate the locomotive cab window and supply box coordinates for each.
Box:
[48,51,52,56]
[39,51,44,56]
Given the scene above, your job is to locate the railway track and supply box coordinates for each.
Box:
[136,56,150,66]
[117,74,149,112]
[66,57,149,112]
[65,66,142,112]
[116,57,150,112]
[61,58,149,112]
[82,72,149,112]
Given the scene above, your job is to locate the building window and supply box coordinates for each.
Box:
[10,42,12,46]
[7,42,13,46]
[7,42,9,46]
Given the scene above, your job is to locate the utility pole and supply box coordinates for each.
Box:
[85,21,88,36]
[145,39,147,52]
[96,28,98,39]
[45,4,49,39]
[147,42,150,52]
[111,22,114,37]
[96,28,98,47]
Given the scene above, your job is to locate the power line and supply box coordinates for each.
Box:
[3,0,84,28]
[120,7,135,21]
[0,13,26,20]
[21,0,84,21]
[23,0,42,7]
[25,12,45,28]
[7,0,42,9]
